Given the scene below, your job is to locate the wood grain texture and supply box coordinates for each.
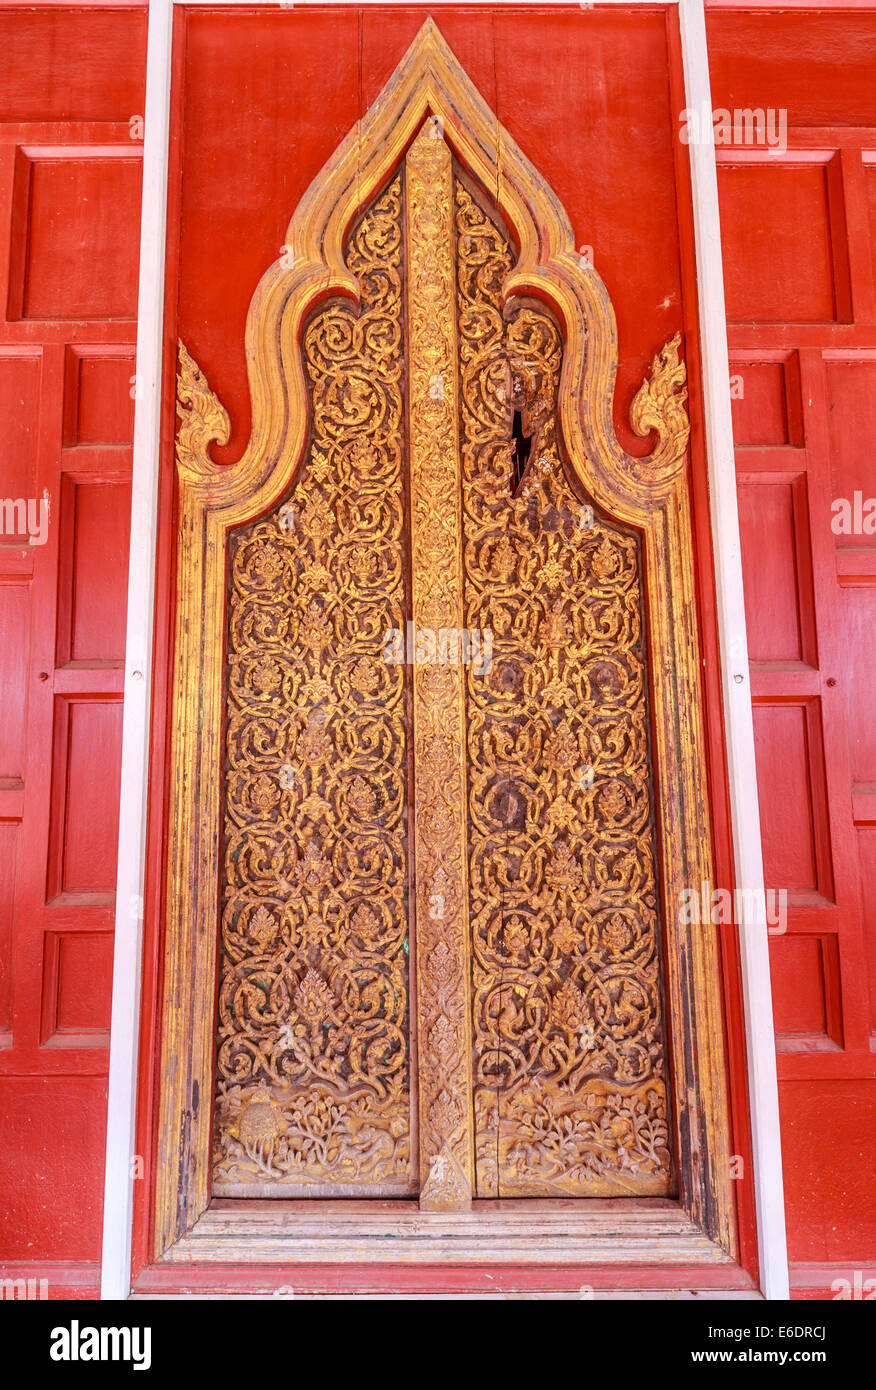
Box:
[164,1198,734,1267]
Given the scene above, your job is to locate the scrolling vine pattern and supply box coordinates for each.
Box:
[211,153,673,1200]
[213,177,413,1193]
[454,180,672,1196]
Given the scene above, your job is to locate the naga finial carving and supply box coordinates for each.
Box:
[176,340,230,479]
[628,331,690,480]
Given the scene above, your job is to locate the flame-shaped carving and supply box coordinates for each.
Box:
[175,340,230,479]
[629,331,690,479]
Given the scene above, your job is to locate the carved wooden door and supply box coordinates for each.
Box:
[160,23,730,1245]
[208,122,671,1211]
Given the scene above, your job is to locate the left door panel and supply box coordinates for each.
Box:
[0,5,146,1288]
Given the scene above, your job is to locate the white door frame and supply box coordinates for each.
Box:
[102,0,789,1300]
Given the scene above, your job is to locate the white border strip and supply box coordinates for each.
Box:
[101,0,174,1302]
[678,0,789,1300]
[102,0,786,1300]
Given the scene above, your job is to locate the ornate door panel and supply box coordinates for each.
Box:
[156,20,731,1251]
[454,190,668,1199]
[205,133,669,1206]
[213,177,414,1197]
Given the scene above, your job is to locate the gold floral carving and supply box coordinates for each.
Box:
[455,182,670,1196]
[157,19,734,1262]
[404,126,476,1210]
[212,179,413,1195]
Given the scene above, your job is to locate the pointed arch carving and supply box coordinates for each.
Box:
[156,18,734,1262]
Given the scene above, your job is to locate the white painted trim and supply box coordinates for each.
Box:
[101,0,174,1301]
[101,0,785,1300]
[678,0,790,1300]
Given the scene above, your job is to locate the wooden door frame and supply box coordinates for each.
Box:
[103,0,789,1299]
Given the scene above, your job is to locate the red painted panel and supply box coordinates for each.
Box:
[867,162,876,287]
[839,585,876,783]
[64,349,136,446]
[708,12,876,128]
[46,931,113,1038]
[11,153,141,321]
[66,479,131,663]
[857,827,876,1036]
[779,1081,876,1263]
[737,482,803,661]
[48,698,123,897]
[0,581,30,781]
[0,352,40,515]
[731,361,789,446]
[771,936,828,1038]
[0,821,19,1037]
[753,704,821,891]
[826,361,876,549]
[0,9,146,124]
[718,163,838,324]
[0,1077,107,1261]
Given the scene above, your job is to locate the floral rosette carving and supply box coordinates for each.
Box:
[454,179,672,1197]
[214,177,413,1194]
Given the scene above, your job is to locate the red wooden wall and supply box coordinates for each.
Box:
[0,2,873,1299]
[708,9,876,1296]
[0,3,146,1298]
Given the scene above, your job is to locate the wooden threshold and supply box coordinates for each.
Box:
[163,1197,734,1266]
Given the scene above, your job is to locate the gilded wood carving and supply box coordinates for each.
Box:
[405,126,475,1211]
[455,183,670,1196]
[157,19,733,1259]
[213,178,413,1196]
